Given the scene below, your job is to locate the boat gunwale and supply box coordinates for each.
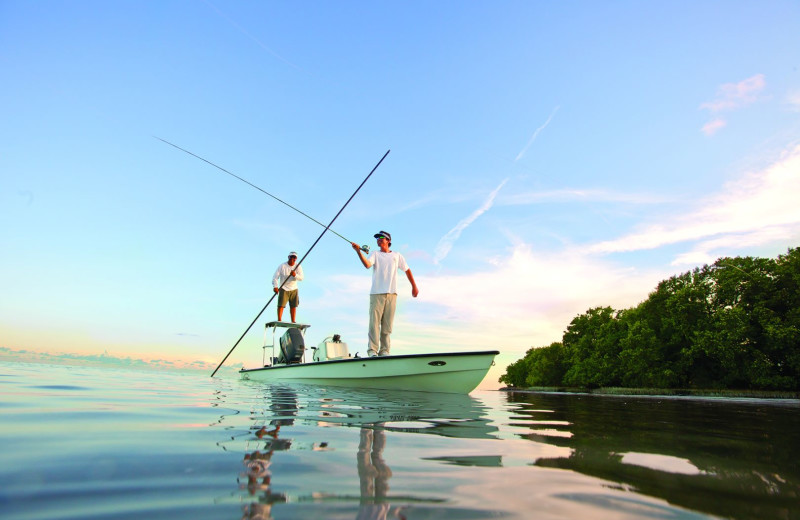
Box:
[239,349,500,373]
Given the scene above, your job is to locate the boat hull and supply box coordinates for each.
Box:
[239,350,499,394]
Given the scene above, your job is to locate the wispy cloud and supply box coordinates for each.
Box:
[515,106,560,161]
[701,118,727,136]
[403,242,670,386]
[670,226,796,266]
[424,243,654,327]
[588,143,800,257]
[203,0,304,72]
[500,188,671,206]
[433,179,509,264]
[700,74,766,112]
[699,74,765,136]
[392,187,478,214]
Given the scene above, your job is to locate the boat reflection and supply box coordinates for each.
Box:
[233,383,496,518]
[307,385,498,440]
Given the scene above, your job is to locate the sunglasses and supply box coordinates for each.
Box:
[375,235,388,240]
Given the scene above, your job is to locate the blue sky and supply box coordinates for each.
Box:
[2,1,799,387]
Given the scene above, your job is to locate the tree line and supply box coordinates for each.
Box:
[500,248,800,391]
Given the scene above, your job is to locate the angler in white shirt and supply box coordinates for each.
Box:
[272,251,304,323]
[351,231,419,357]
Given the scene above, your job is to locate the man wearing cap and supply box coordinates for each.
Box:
[351,231,419,357]
[272,252,304,323]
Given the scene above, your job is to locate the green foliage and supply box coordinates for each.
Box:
[525,342,567,387]
[562,307,623,388]
[498,350,532,387]
[501,248,800,391]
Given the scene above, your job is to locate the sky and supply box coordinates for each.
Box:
[1,1,799,388]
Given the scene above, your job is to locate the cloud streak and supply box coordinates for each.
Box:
[515,106,560,161]
[204,0,304,72]
[701,118,727,136]
[700,74,765,112]
[434,179,509,264]
[699,74,765,136]
[588,143,800,258]
[500,188,672,206]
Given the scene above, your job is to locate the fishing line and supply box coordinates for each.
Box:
[210,149,390,377]
[155,136,370,253]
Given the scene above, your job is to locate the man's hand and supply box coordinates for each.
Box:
[273,287,279,294]
[353,242,371,268]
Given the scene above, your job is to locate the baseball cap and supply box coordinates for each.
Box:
[288,251,298,257]
[373,231,391,241]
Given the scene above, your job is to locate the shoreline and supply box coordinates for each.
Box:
[500,386,800,400]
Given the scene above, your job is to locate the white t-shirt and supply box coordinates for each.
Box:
[272,262,304,291]
[367,251,409,294]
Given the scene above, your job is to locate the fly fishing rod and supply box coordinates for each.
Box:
[209,149,390,377]
[155,136,370,253]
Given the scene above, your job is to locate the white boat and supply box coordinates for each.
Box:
[239,322,499,394]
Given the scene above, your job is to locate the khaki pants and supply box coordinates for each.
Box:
[368,293,396,356]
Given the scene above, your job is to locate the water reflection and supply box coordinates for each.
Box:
[222,383,800,519]
[240,387,297,519]
[11,362,799,519]
[232,384,498,518]
[504,391,800,520]
[307,386,498,440]
[356,426,396,520]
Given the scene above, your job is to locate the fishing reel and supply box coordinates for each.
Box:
[360,245,370,254]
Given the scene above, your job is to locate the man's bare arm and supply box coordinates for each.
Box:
[352,242,371,269]
[406,269,419,298]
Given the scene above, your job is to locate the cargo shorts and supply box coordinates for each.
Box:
[278,289,299,308]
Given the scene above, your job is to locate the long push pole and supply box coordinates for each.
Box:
[210,149,390,377]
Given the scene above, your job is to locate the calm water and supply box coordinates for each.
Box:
[1,362,798,519]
